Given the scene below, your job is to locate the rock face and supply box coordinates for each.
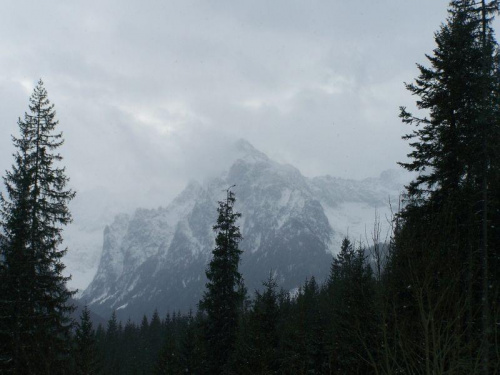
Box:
[81,140,405,321]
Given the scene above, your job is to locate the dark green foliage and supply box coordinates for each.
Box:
[0,79,76,374]
[236,274,281,374]
[383,202,480,373]
[296,277,327,374]
[399,0,499,201]
[102,311,122,375]
[138,315,151,374]
[121,319,141,374]
[154,318,181,375]
[389,1,500,373]
[199,188,246,374]
[149,309,164,367]
[88,309,203,375]
[274,277,324,375]
[74,306,100,375]
[175,311,199,375]
[325,238,377,374]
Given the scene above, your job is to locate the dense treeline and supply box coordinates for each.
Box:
[1,0,500,374]
[76,237,378,375]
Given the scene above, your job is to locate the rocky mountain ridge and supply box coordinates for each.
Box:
[80,140,405,321]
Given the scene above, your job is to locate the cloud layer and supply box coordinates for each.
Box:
[0,0,452,207]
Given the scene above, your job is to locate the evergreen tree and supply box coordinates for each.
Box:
[74,306,100,375]
[278,278,326,374]
[199,188,246,374]
[94,324,106,349]
[178,311,200,375]
[104,311,121,375]
[138,314,151,374]
[392,1,500,372]
[239,274,280,374]
[399,0,499,201]
[326,238,376,374]
[154,317,181,375]
[149,309,164,367]
[0,79,76,374]
[300,277,327,374]
[121,319,140,375]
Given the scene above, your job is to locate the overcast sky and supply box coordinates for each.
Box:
[0,0,459,209]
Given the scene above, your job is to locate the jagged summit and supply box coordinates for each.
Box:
[80,141,405,321]
[232,138,270,163]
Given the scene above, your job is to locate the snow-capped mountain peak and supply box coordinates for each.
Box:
[79,140,405,320]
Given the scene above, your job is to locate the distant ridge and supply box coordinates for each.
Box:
[80,140,406,321]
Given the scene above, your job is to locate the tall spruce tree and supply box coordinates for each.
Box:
[103,311,121,375]
[199,187,245,375]
[475,2,500,371]
[154,318,180,375]
[394,1,500,373]
[399,0,497,200]
[149,309,164,369]
[74,305,100,375]
[326,238,376,374]
[178,311,200,375]
[0,79,76,374]
[243,275,280,375]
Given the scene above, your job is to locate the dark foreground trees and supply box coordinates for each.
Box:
[325,238,377,374]
[74,306,100,374]
[391,1,500,373]
[90,236,379,375]
[0,80,76,374]
[199,187,246,374]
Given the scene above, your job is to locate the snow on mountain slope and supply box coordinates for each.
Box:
[310,172,403,247]
[79,140,407,320]
[62,188,131,295]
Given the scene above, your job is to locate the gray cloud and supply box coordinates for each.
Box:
[0,0,455,208]
[3,0,473,290]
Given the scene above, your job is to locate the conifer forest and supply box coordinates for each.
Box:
[1,1,500,374]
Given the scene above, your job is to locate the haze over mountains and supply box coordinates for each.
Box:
[66,140,406,320]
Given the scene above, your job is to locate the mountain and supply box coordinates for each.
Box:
[80,140,405,321]
[63,188,129,295]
